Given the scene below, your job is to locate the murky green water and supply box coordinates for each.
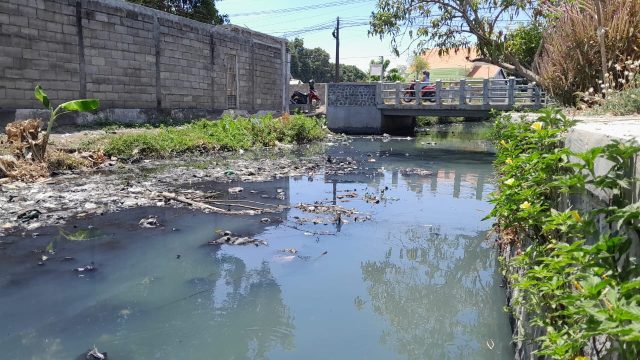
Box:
[0,123,512,359]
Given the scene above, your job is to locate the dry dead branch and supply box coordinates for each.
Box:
[159,192,281,215]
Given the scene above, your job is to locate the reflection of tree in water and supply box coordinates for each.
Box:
[207,255,295,360]
[3,251,295,360]
[360,226,506,360]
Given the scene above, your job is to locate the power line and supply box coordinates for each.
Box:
[228,0,374,17]
[277,20,369,38]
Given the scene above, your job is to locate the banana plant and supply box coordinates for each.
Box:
[34,85,99,158]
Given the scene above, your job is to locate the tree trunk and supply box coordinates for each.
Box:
[470,56,541,83]
[594,0,608,86]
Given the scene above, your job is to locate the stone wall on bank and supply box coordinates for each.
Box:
[0,0,288,123]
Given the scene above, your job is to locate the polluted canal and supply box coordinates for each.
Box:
[0,123,513,359]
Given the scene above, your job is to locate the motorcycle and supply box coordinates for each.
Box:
[403,81,436,103]
[290,80,321,106]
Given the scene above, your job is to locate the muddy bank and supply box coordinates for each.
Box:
[0,140,338,236]
[2,129,411,235]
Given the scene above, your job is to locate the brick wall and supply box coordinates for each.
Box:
[0,0,287,114]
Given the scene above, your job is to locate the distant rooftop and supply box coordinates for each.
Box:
[422,47,479,70]
[467,64,504,79]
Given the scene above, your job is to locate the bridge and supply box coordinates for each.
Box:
[326,78,547,135]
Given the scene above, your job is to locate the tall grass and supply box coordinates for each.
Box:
[588,87,640,115]
[103,114,326,158]
[538,0,640,104]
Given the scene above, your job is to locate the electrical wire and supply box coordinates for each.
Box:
[228,0,375,17]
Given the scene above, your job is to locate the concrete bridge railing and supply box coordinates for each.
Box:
[380,78,546,109]
[327,79,547,135]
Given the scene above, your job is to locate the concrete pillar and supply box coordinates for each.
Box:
[75,0,86,98]
[508,77,516,106]
[153,15,161,109]
[482,79,489,106]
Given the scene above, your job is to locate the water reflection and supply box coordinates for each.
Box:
[360,226,510,359]
[328,161,490,203]
[197,255,295,360]
[0,208,294,360]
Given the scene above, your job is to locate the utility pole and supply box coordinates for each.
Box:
[333,17,340,83]
[379,55,384,83]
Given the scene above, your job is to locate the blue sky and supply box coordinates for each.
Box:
[217,0,405,71]
[217,1,533,72]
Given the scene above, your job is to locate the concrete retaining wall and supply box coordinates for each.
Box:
[0,0,288,124]
[326,83,418,135]
[326,83,382,134]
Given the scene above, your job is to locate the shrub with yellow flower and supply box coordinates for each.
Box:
[570,210,581,221]
[519,201,531,210]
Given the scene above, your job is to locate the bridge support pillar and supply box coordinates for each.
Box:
[327,106,383,134]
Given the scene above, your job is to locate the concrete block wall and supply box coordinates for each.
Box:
[0,0,80,109]
[158,16,211,109]
[0,0,287,121]
[83,0,156,108]
[326,83,383,135]
[254,42,285,110]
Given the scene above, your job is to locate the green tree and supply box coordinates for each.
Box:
[127,0,228,24]
[289,38,333,83]
[385,68,405,82]
[408,53,429,80]
[369,0,540,82]
[340,64,368,82]
[504,23,543,72]
[289,38,369,83]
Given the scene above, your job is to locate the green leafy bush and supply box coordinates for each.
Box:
[489,109,640,359]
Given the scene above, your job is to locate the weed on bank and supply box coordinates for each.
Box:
[103,114,326,158]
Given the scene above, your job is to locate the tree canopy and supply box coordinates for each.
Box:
[127,0,228,24]
[384,68,406,82]
[289,38,333,82]
[408,53,429,80]
[369,0,540,81]
[341,64,368,82]
[289,38,368,83]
